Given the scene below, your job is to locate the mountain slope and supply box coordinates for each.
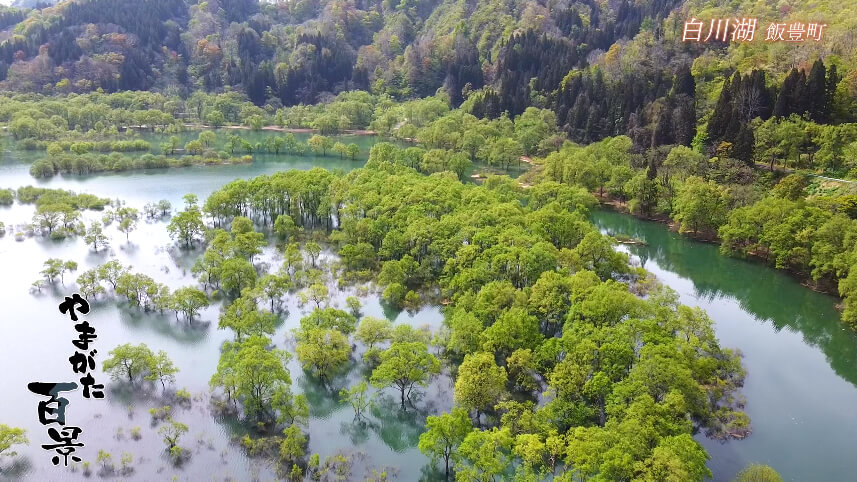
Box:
[0,0,854,151]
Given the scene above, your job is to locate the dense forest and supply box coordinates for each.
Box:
[0,0,855,167]
[2,0,857,479]
[1,163,751,480]
[3,79,856,327]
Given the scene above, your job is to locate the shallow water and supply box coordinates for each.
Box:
[0,148,450,480]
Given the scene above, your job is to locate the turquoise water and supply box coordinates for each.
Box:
[592,208,857,481]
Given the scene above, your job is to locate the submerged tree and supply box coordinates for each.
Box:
[0,425,28,457]
[167,196,205,247]
[453,352,507,426]
[418,407,472,478]
[370,341,440,409]
[84,222,109,252]
[210,335,298,423]
[145,350,179,391]
[170,286,209,321]
[339,381,374,422]
[295,328,350,383]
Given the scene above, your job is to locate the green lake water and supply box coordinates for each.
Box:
[591,209,857,481]
[0,138,855,480]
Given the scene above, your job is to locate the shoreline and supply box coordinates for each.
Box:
[595,196,844,302]
[181,124,378,136]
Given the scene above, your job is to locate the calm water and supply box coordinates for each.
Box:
[0,130,380,207]
[0,143,450,481]
[1,141,856,480]
[592,209,857,482]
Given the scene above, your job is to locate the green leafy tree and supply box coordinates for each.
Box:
[339,381,374,421]
[207,111,226,128]
[283,243,303,272]
[158,418,188,450]
[77,269,106,300]
[52,260,79,285]
[246,115,264,130]
[303,282,329,308]
[771,174,808,201]
[332,142,348,158]
[219,294,275,342]
[382,282,406,308]
[193,249,224,289]
[116,207,138,241]
[305,241,322,267]
[734,464,783,482]
[487,137,524,170]
[266,136,286,154]
[571,231,628,281]
[233,230,266,262]
[634,434,712,482]
[295,328,350,382]
[454,352,507,425]
[185,139,204,155]
[199,131,216,148]
[257,274,293,311]
[370,341,441,408]
[345,296,362,318]
[0,425,28,457]
[280,425,307,465]
[167,203,205,247]
[308,135,333,156]
[300,308,357,334]
[221,257,258,296]
[231,335,293,420]
[33,204,65,234]
[418,407,472,478]
[481,307,544,360]
[454,427,513,481]
[97,260,127,289]
[672,177,731,235]
[41,258,65,283]
[170,286,209,321]
[355,316,393,352]
[103,343,155,384]
[157,200,172,216]
[274,214,299,241]
[145,350,179,391]
[84,222,109,252]
[346,143,360,159]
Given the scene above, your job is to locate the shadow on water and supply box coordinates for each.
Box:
[117,306,211,345]
[0,457,33,480]
[368,394,428,453]
[379,300,403,321]
[418,463,448,482]
[339,418,374,446]
[591,208,857,388]
[298,369,351,420]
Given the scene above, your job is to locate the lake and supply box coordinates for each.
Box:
[592,208,857,482]
[0,138,451,481]
[1,141,856,480]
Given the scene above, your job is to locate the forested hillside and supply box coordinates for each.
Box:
[1,0,855,152]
